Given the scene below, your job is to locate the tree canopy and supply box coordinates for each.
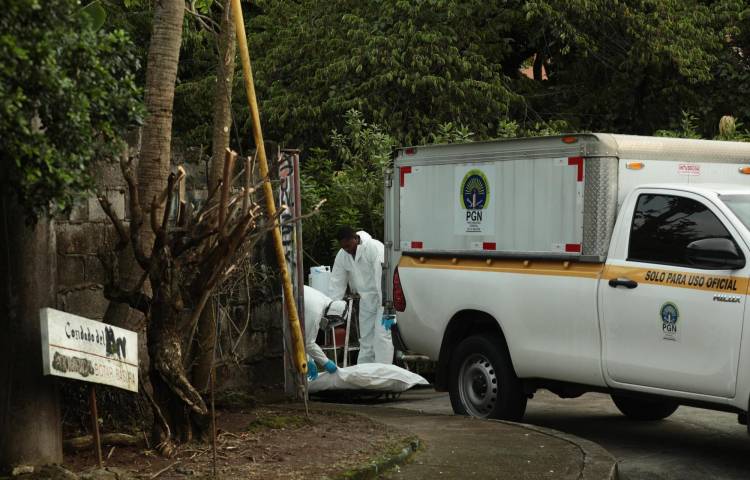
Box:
[251,0,523,147]
[521,0,750,135]
[0,0,143,219]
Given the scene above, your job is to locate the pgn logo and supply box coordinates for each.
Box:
[660,302,679,340]
[461,169,490,213]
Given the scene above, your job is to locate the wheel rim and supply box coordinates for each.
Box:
[458,353,498,418]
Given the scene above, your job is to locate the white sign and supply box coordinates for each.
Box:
[454,165,495,235]
[40,308,138,392]
[678,163,701,176]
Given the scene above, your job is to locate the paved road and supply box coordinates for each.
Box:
[372,388,750,480]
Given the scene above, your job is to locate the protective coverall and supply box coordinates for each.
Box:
[303,285,335,370]
[329,231,393,364]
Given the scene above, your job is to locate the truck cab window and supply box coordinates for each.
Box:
[722,194,750,230]
[628,194,735,267]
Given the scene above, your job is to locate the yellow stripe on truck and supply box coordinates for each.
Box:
[604,265,749,294]
[398,255,603,279]
[399,256,749,293]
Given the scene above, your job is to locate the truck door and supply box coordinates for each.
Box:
[600,189,749,398]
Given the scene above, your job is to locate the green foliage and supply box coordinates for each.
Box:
[164,0,750,163]
[495,119,571,138]
[655,113,750,141]
[301,110,395,265]
[424,123,474,145]
[0,0,143,219]
[80,1,107,30]
[521,0,748,136]
[714,116,750,141]
[251,0,520,147]
[654,111,703,139]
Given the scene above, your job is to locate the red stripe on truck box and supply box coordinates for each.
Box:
[568,156,584,182]
[400,166,412,187]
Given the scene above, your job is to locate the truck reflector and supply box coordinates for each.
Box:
[740,166,750,174]
[565,243,581,253]
[404,147,417,155]
[411,241,423,249]
[483,242,496,250]
[561,136,578,144]
[626,162,645,170]
[393,268,406,312]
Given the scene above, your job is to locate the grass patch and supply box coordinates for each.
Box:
[246,414,311,432]
[333,436,421,479]
[214,389,257,409]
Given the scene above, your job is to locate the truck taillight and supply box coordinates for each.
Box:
[393,267,406,312]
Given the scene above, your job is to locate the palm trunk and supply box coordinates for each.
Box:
[139,0,185,244]
[138,0,188,448]
[103,0,186,327]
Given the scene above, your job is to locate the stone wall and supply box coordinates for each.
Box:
[56,162,125,320]
[217,301,286,390]
[53,160,285,391]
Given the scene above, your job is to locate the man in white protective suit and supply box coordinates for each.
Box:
[329,227,394,364]
[303,285,346,380]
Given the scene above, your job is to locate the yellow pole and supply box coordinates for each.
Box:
[230,0,307,376]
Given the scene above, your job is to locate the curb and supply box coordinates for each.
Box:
[491,419,619,480]
[331,437,420,480]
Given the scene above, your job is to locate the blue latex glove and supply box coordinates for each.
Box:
[307,360,318,381]
[324,359,337,374]
[381,314,396,331]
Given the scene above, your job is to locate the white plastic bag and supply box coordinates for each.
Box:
[308,363,429,393]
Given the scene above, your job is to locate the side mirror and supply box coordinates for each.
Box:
[686,238,745,270]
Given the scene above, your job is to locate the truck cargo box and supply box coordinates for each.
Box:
[388,134,750,262]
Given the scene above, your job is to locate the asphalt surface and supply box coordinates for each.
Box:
[378,388,750,480]
[315,402,616,480]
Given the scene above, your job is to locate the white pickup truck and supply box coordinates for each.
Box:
[383,134,750,426]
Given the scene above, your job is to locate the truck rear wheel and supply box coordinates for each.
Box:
[611,394,679,421]
[449,335,526,420]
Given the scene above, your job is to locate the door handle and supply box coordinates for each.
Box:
[608,278,638,289]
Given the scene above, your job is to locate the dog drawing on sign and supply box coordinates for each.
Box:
[105,326,127,360]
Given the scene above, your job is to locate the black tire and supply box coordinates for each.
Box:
[611,394,679,421]
[448,334,527,420]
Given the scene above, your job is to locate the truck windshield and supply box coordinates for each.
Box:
[722,195,750,230]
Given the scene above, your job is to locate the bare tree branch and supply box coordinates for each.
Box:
[103,284,152,315]
[98,194,129,251]
[219,149,237,236]
[158,173,177,249]
[97,252,152,314]
[242,156,251,215]
[184,0,220,33]
[120,155,151,270]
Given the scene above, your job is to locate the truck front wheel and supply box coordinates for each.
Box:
[448,335,526,420]
[611,394,679,421]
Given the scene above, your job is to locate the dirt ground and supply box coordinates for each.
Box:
[63,405,410,479]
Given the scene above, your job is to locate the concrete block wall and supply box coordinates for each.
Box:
[217,301,286,390]
[56,161,127,320]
